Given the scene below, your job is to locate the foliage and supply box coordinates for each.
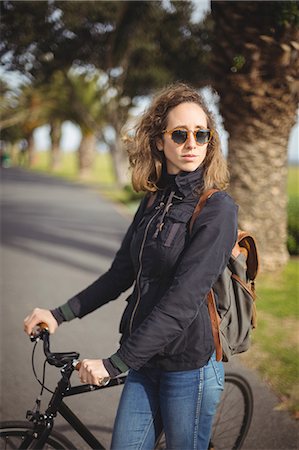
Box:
[0,1,53,79]
[1,1,209,91]
[1,1,211,183]
[272,1,299,27]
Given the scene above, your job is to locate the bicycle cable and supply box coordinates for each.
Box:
[31,339,54,394]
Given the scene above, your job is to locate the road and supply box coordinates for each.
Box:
[1,168,298,449]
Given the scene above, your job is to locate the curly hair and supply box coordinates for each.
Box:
[124,82,229,193]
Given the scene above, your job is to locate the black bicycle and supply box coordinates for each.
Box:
[0,326,253,450]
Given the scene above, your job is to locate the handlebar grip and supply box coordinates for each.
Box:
[38,322,49,331]
[74,360,82,371]
[30,322,50,342]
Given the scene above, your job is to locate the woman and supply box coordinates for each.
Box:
[24,83,238,450]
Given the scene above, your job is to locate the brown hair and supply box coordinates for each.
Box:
[124,82,229,193]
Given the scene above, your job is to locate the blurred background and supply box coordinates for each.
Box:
[1,0,298,424]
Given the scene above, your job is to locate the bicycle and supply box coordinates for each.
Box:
[0,325,253,450]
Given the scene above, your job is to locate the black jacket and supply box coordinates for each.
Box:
[65,169,238,371]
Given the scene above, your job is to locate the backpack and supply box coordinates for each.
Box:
[189,189,259,362]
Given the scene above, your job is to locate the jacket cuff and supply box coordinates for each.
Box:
[51,302,76,324]
[110,353,130,373]
[102,359,123,378]
[59,302,76,321]
[50,308,65,325]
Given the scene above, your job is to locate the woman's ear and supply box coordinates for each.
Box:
[156,138,164,151]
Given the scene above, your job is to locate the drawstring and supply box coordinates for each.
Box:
[153,190,176,239]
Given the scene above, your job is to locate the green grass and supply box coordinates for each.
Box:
[31,151,144,207]
[243,245,299,415]
[31,151,116,185]
[22,151,299,415]
[287,165,299,199]
[257,260,299,319]
[243,306,299,415]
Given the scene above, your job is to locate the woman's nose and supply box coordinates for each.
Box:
[185,131,197,147]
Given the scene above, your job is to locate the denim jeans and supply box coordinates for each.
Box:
[111,353,224,450]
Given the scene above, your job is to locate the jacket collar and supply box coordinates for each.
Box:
[160,166,204,199]
[174,167,204,198]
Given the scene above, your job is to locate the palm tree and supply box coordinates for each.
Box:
[40,71,71,170]
[210,1,299,271]
[0,82,48,167]
[66,69,106,179]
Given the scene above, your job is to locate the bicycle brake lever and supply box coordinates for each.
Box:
[30,322,49,342]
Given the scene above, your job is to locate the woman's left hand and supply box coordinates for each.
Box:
[78,359,110,386]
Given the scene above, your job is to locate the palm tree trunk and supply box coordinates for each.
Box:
[210,1,299,271]
[78,131,96,179]
[227,129,290,271]
[108,111,130,187]
[27,132,35,168]
[49,120,62,170]
[109,134,130,187]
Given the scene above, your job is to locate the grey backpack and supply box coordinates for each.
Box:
[190,190,259,362]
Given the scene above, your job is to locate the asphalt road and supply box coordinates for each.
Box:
[1,167,298,450]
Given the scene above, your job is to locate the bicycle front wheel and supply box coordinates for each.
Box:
[210,373,254,450]
[0,421,73,450]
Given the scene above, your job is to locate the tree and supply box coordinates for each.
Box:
[0,82,51,166]
[38,71,72,170]
[66,69,106,178]
[1,1,210,185]
[210,1,299,271]
[0,74,70,169]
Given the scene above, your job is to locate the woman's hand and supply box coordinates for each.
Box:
[79,359,110,386]
[24,308,58,335]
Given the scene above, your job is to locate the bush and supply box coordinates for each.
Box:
[288,197,299,255]
[123,184,145,202]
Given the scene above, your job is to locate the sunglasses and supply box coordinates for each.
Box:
[163,128,213,146]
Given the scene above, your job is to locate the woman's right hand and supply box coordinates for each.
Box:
[24,308,58,336]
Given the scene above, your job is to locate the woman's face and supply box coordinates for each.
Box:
[157,102,209,175]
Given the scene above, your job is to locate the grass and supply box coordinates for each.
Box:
[257,260,299,319]
[288,165,299,200]
[30,151,143,208]
[240,259,299,416]
[31,151,115,185]
[22,151,299,416]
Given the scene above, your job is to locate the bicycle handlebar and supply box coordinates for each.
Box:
[30,323,79,368]
[30,323,111,386]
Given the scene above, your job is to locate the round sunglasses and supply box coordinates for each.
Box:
[163,128,213,146]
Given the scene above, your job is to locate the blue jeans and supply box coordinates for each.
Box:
[111,353,224,450]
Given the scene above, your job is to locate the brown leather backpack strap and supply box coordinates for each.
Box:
[237,232,259,280]
[207,290,223,362]
[189,189,219,233]
[189,189,222,360]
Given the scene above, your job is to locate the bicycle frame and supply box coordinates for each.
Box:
[59,377,126,449]
[16,327,253,450]
[24,329,127,450]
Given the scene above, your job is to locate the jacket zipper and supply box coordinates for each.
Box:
[129,202,164,335]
